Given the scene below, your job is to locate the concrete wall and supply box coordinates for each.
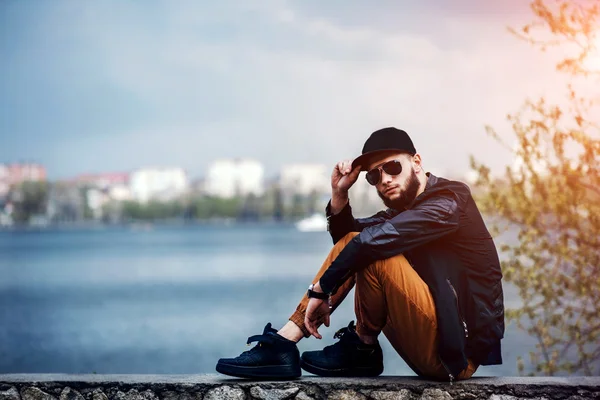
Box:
[1,375,599,400]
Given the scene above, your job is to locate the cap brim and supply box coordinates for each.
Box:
[351,149,409,171]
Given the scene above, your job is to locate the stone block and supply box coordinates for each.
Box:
[0,386,20,400]
[250,387,299,400]
[419,389,451,400]
[59,388,84,400]
[21,387,56,400]
[328,390,366,400]
[370,390,414,400]
[161,391,197,400]
[490,396,550,400]
[90,390,107,400]
[294,392,313,400]
[114,389,158,400]
[204,386,245,400]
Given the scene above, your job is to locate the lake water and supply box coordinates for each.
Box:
[0,224,534,376]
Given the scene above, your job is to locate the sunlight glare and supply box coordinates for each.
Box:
[583,34,600,71]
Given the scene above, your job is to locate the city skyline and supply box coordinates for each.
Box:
[0,156,478,184]
[1,1,572,180]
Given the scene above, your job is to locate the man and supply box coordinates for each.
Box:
[216,127,504,381]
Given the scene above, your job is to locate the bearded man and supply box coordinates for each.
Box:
[216,127,505,382]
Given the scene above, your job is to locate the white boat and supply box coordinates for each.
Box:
[296,213,328,232]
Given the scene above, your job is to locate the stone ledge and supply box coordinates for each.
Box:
[1,375,599,400]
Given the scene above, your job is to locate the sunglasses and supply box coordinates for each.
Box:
[365,160,403,186]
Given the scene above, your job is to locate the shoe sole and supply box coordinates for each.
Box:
[216,362,301,380]
[300,359,383,377]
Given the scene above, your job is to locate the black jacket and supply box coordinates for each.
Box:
[321,173,504,379]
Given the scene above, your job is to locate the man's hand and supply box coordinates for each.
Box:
[304,297,331,339]
[331,160,361,194]
[330,160,361,214]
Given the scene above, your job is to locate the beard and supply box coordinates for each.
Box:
[378,167,421,211]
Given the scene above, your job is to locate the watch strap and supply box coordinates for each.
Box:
[307,284,329,300]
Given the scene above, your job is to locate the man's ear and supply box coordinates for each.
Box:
[412,153,423,173]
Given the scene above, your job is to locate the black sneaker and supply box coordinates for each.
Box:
[300,321,384,377]
[216,323,301,379]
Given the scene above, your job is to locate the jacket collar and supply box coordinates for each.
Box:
[403,172,438,211]
[425,172,438,191]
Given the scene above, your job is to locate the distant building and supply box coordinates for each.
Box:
[6,163,47,183]
[86,188,107,220]
[68,172,132,217]
[278,164,330,196]
[0,163,47,197]
[73,172,129,189]
[0,201,13,226]
[46,183,86,223]
[129,167,189,203]
[73,172,132,202]
[0,165,8,198]
[108,184,131,202]
[204,159,264,198]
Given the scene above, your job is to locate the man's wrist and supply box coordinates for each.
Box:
[308,283,329,300]
[330,190,349,215]
[332,189,348,200]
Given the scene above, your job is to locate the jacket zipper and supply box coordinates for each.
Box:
[440,279,468,384]
[439,359,454,385]
[447,278,468,338]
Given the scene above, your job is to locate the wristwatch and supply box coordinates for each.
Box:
[307,284,329,300]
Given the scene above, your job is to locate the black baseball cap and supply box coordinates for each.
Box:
[351,127,417,171]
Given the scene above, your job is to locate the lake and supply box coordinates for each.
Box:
[0,223,534,376]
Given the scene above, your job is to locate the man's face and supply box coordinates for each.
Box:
[365,152,421,210]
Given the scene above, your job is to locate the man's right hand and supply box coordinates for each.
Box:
[330,160,361,215]
[331,160,361,194]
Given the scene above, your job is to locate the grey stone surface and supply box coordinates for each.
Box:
[250,386,299,400]
[1,375,599,400]
[294,392,313,400]
[113,389,159,400]
[90,390,107,400]
[1,375,599,387]
[327,390,366,400]
[450,391,477,400]
[567,395,600,400]
[419,389,452,400]
[20,387,56,400]
[204,386,245,400]
[0,386,20,400]
[370,390,414,400]
[59,388,83,400]
[161,390,197,400]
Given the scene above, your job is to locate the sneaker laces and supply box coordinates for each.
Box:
[322,321,360,358]
[333,321,357,341]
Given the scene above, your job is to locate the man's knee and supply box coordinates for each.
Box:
[372,253,411,271]
[357,253,412,284]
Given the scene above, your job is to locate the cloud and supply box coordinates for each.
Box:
[0,0,573,179]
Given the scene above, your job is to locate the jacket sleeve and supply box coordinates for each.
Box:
[325,200,391,244]
[320,192,461,295]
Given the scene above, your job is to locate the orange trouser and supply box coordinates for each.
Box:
[289,232,478,380]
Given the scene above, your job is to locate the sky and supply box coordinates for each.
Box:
[0,0,575,180]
